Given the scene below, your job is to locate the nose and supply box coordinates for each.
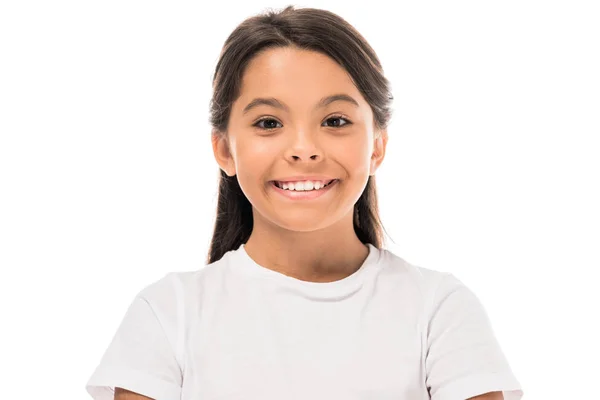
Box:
[291,153,320,162]
[284,130,323,163]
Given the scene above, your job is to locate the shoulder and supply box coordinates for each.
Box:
[136,255,233,320]
[376,247,485,325]
[140,249,234,297]
[372,247,468,328]
[377,247,452,300]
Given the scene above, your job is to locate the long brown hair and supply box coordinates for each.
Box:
[207,5,394,264]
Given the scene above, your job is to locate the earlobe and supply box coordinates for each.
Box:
[370,129,388,176]
[211,132,236,177]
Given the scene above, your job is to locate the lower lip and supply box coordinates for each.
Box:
[270,180,339,200]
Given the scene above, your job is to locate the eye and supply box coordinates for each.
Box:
[323,114,352,128]
[253,117,282,131]
[252,114,353,132]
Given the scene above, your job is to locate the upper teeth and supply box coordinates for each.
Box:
[277,180,333,191]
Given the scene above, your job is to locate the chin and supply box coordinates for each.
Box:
[272,215,334,233]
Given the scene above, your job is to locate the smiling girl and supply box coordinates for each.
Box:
[86,5,523,400]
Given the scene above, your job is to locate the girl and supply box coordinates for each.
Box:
[86,5,523,400]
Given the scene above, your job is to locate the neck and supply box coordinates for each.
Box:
[243,209,369,283]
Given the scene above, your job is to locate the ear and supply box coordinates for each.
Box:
[370,129,388,176]
[211,131,236,177]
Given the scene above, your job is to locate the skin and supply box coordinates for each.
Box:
[114,387,153,399]
[468,392,504,400]
[212,46,388,282]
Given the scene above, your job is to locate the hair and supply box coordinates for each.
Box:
[207,5,394,264]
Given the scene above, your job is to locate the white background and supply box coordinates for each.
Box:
[1,1,598,399]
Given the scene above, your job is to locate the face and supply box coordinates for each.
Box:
[212,46,387,233]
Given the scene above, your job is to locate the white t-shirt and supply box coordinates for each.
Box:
[86,243,524,400]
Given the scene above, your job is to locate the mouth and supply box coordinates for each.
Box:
[269,179,340,200]
[271,179,337,190]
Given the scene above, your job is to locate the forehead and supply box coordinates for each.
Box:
[236,47,366,110]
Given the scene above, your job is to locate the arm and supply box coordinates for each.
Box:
[467,391,504,400]
[86,281,183,400]
[114,387,155,400]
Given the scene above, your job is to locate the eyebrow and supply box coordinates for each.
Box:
[242,93,360,115]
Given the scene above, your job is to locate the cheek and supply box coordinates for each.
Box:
[333,140,372,176]
[233,138,275,188]
[235,137,271,168]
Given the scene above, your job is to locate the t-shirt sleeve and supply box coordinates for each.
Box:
[425,272,524,400]
[85,278,183,400]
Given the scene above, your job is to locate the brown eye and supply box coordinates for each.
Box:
[323,115,352,128]
[253,118,282,131]
[253,114,352,131]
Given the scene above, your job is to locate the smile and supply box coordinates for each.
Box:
[270,179,339,200]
